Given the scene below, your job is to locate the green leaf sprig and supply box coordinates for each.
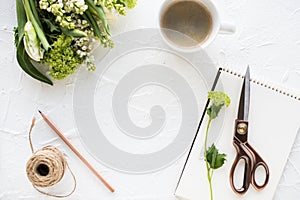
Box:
[204,91,230,200]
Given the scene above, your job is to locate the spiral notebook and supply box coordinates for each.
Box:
[175,68,300,200]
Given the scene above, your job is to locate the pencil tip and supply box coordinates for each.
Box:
[38,110,42,114]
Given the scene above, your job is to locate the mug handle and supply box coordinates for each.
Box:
[219,22,236,34]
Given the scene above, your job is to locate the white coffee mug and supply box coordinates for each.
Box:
[159,0,235,52]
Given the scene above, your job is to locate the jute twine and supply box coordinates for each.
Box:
[26,118,76,198]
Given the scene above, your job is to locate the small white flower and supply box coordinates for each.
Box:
[76,0,85,6]
[58,2,63,8]
[81,46,87,51]
[82,20,87,25]
[56,15,62,21]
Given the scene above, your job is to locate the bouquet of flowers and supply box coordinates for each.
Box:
[15,0,137,85]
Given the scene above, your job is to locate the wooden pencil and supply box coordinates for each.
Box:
[38,110,115,193]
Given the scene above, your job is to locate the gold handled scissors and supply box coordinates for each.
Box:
[229,66,270,195]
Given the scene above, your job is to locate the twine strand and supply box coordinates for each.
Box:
[26,117,77,198]
[29,117,36,153]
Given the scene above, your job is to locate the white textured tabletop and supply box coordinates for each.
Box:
[1,0,300,199]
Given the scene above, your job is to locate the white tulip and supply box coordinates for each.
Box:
[23,21,44,61]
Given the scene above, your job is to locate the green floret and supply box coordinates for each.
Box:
[42,34,83,80]
[94,0,137,15]
[124,0,138,9]
[207,91,231,120]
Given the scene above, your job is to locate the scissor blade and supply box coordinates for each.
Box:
[238,66,250,120]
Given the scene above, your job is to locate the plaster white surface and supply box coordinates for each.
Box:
[1,0,300,199]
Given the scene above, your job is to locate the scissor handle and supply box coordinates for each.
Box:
[229,140,253,195]
[246,143,270,190]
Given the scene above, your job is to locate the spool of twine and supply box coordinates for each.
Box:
[26,146,66,187]
[26,118,76,198]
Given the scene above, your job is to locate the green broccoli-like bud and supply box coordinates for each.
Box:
[42,34,84,80]
[94,0,137,15]
[123,0,138,9]
[207,91,231,120]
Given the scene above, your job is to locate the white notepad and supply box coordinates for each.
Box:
[175,68,300,200]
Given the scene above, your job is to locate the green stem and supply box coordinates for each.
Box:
[23,0,50,50]
[204,118,211,159]
[85,0,110,35]
[208,173,213,200]
[204,118,214,200]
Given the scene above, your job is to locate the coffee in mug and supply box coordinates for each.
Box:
[160,0,212,47]
[159,0,235,52]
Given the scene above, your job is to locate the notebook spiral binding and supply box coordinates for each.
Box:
[220,67,300,101]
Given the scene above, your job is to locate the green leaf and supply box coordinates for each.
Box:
[207,91,231,120]
[41,18,60,33]
[16,0,27,47]
[61,27,87,38]
[14,27,19,47]
[16,42,53,85]
[206,144,226,169]
[28,0,43,29]
[85,0,111,35]
[83,10,102,38]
